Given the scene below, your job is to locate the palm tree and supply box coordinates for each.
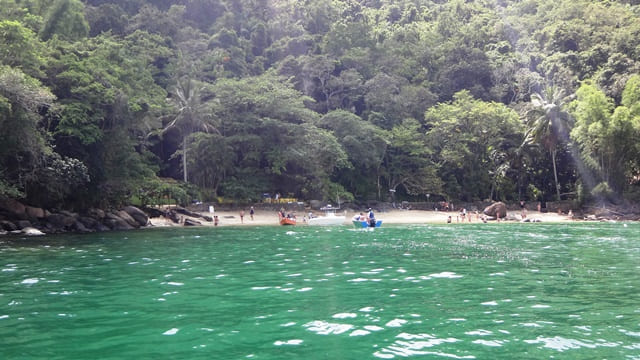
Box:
[163,77,218,183]
[526,86,573,201]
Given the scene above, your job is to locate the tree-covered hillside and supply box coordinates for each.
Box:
[1,0,639,209]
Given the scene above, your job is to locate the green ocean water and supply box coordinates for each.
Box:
[1,223,639,359]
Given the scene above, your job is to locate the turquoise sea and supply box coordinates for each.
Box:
[1,223,639,359]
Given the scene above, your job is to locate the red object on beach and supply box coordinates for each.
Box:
[280,218,296,225]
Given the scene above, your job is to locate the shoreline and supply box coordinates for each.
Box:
[149,209,579,227]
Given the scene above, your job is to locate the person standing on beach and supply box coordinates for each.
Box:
[240,210,245,224]
[250,206,255,220]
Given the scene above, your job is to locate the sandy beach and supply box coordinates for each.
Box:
[149,208,575,227]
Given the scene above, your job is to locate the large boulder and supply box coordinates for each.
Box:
[78,216,99,229]
[142,206,165,218]
[116,210,140,228]
[183,218,202,226]
[166,209,180,223]
[59,210,78,218]
[0,199,26,219]
[47,213,76,228]
[16,220,33,229]
[72,220,92,233]
[483,202,507,218]
[25,206,46,219]
[0,220,17,231]
[104,212,135,230]
[122,206,149,227]
[88,208,105,219]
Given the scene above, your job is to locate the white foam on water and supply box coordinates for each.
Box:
[386,319,407,327]
[21,278,38,284]
[524,336,598,351]
[532,304,550,309]
[465,330,493,336]
[364,325,384,331]
[163,328,179,335]
[304,320,353,335]
[332,313,357,319]
[429,272,463,278]
[350,329,370,336]
[473,339,503,347]
[274,339,303,346]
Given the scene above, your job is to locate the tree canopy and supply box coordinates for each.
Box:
[1,0,640,209]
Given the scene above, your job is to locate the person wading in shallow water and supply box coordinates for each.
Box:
[367,208,376,227]
[520,200,527,219]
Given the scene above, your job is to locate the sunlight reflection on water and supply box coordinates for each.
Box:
[0,223,639,359]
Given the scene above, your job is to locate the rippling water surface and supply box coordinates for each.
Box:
[1,223,639,359]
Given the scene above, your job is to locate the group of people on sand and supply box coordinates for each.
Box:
[446,208,488,223]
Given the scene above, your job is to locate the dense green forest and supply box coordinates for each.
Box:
[1,0,640,210]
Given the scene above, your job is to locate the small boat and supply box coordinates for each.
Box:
[280,217,296,226]
[352,219,383,228]
[308,205,346,226]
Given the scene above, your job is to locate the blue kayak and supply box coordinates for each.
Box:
[352,219,383,228]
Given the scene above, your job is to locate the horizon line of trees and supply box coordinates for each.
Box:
[1,0,639,210]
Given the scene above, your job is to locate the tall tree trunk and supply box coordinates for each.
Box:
[183,135,188,183]
[551,149,560,201]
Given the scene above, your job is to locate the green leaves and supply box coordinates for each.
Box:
[570,79,640,195]
[426,90,522,201]
[40,0,89,42]
[55,102,102,145]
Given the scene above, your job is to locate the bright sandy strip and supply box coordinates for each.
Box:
[149,209,575,227]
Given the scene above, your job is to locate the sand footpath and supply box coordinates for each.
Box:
[149,208,575,227]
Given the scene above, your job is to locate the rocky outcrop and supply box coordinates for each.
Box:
[25,206,46,219]
[483,202,507,218]
[104,212,135,231]
[0,199,27,219]
[172,206,212,222]
[123,206,149,227]
[0,199,154,235]
[183,218,202,226]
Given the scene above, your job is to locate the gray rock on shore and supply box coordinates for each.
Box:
[0,199,153,235]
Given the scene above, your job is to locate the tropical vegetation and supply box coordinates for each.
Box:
[1,0,639,210]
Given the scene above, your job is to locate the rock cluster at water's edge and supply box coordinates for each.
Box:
[0,200,150,235]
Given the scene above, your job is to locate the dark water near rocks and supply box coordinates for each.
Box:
[1,223,639,359]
